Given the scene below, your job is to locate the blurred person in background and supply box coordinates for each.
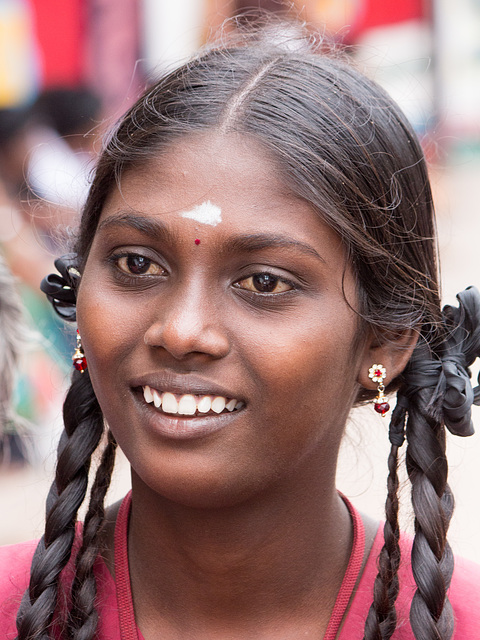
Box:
[0,85,103,289]
[28,86,102,216]
[0,0,102,456]
[0,255,31,467]
[0,100,67,460]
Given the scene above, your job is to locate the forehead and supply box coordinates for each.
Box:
[99,132,333,241]
[89,131,359,318]
[92,132,356,276]
[103,132,295,214]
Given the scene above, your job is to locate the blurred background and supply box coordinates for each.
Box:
[0,0,479,561]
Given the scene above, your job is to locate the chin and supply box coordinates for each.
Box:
[132,461,277,510]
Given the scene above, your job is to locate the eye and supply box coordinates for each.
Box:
[234,273,293,294]
[115,254,164,276]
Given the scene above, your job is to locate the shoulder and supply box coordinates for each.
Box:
[0,534,121,640]
[0,538,38,596]
[396,533,480,636]
[399,535,480,637]
[0,539,38,638]
[340,525,480,639]
[449,553,480,637]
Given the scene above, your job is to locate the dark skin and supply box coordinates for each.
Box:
[77,133,415,639]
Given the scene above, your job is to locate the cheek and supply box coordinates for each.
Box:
[239,305,359,396]
[232,301,362,455]
[76,280,141,395]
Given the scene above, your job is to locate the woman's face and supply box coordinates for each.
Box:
[77,133,374,508]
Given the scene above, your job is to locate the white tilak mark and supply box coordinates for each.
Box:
[180,201,222,226]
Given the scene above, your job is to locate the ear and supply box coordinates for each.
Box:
[357,328,419,390]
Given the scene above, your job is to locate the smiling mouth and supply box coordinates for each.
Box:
[141,386,245,417]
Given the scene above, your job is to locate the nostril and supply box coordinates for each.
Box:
[143,317,230,360]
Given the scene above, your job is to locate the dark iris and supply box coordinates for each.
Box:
[127,255,151,274]
[252,273,279,292]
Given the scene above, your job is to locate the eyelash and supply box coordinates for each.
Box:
[107,252,298,296]
[233,273,297,296]
[107,251,166,283]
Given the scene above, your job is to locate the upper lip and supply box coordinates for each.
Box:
[130,372,243,401]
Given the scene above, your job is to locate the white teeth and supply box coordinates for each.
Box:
[143,385,154,404]
[197,396,212,413]
[152,389,162,408]
[178,394,196,415]
[211,396,226,414]
[226,398,237,412]
[142,387,243,415]
[162,392,178,414]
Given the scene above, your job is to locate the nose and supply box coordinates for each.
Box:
[143,281,230,361]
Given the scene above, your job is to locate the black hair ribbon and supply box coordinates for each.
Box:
[389,286,480,445]
[40,254,80,322]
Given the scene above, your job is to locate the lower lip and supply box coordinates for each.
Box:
[134,391,243,440]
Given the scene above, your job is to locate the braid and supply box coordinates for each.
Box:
[16,371,104,640]
[363,444,402,640]
[365,288,480,639]
[405,388,454,640]
[69,430,117,640]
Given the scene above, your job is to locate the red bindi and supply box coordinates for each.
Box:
[194,239,201,245]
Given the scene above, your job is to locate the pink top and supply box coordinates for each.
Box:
[1,495,479,639]
[114,492,365,640]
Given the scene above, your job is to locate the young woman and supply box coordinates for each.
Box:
[2,27,480,640]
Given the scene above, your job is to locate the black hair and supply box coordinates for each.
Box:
[20,25,473,640]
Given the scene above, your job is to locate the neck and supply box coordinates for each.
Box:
[126,472,353,637]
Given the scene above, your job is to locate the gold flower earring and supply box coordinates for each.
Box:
[368,364,389,417]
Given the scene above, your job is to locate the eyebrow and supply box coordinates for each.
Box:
[220,234,325,262]
[96,212,325,262]
[96,212,179,243]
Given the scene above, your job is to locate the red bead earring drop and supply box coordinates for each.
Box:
[72,329,87,373]
[368,364,390,417]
